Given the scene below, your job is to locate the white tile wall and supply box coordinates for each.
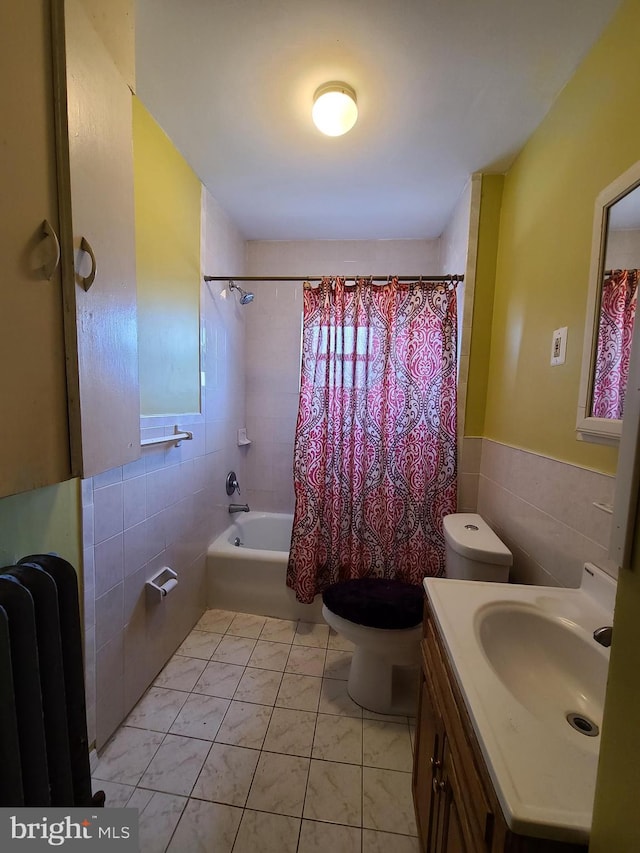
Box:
[459,437,618,588]
[85,188,247,749]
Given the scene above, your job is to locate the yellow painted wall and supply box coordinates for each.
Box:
[133,97,201,416]
[465,1,640,848]
[480,0,640,475]
[0,479,81,572]
[465,175,504,436]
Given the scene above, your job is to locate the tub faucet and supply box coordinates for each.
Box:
[229,503,250,514]
[593,626,613,648]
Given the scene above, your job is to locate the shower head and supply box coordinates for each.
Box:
[229,281,254,305]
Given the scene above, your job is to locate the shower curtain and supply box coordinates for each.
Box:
[592,269,638,420]
[287,276,457,604]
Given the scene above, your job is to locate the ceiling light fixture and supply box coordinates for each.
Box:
[312,82,358,137]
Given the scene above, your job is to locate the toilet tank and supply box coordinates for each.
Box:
[443,513,512,582]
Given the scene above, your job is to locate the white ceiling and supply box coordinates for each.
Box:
[136,0,621,241]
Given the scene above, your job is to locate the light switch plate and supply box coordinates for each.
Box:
[551,326,568,366]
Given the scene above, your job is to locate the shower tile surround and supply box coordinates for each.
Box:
[244,236,456,514]
[93,611,419,852]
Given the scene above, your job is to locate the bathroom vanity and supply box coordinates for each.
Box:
[413,567,615,852]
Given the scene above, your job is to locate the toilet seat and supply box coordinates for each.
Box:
[322,577,423,629]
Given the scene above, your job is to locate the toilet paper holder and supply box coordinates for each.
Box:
[146,566,178,602]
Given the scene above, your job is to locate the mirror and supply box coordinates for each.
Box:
[577,161,640,444]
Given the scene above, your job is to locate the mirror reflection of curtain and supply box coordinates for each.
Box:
[287,276,457,604]
[592,269,639,419]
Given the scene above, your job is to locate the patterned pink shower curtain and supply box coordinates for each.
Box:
[592,269,638,420]
[287,276,458,604]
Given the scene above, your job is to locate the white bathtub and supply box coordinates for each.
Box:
[206,512,323,622]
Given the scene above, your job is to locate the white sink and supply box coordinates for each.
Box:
[424,563,616,845]
[475,601,608,732]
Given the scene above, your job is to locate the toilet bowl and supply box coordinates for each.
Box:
[321,578,423,715]
[322,515,512,715]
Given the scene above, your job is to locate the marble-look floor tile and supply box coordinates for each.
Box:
[363,720,413,771]
[93,727,165,785]
[227,612,266,639]
[312,714,362,764]
[276,673,322,712]
[285,645,327,677]
[324,649,352,680]
[154,655,208,692]
[193,661,245,699]
[167,798,242,853]
[233,666,283,705]
[246,751,310,817]
[125,687,189,732]
[362,708,408,724]
[196,609,236,634]
[176,629,224,660]
[192,743,260,807]
[362,767,417,836]
[126,787,155,813]
[299,820,362,853]
[293,622,330,648]
[260,617,297,644]
[263,707,317,758]
[247,639,291,671]
[215,701,272,749]
[131,790,187,853]
[94,778,135,808]
[304,759,362,827]
[319,678,363,718]
[212,636,257,666]
[139,733,211,796]
[232,809,300,853]
[363,828,421,853]
[327,629,354,652]
[169,694,230,740]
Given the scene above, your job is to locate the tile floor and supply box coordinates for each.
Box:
[92,608,420,852]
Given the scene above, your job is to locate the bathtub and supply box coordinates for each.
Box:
[206,512,323,623]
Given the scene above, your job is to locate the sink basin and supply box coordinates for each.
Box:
[475,601,608,728]
[424,564,616,842]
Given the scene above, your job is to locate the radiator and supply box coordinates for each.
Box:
[0,554,102,808]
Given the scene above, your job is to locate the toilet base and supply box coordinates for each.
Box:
[348,646,419,716]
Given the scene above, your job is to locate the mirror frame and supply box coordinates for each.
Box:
[577,159,640,445]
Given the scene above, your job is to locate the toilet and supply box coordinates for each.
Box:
[321,513,512,715]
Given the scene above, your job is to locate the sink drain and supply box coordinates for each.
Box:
[566,712,599,737]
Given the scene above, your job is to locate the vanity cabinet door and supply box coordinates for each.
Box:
[59,0,140,478]
[0,0,72,497]
[414,667,444,850]
[436,737,473,853]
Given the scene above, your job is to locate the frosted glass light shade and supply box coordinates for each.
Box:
[312,83,358,137]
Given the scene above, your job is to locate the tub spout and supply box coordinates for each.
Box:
[229,503,250,514]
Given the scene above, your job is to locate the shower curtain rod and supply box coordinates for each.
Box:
[203,274,464,283]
